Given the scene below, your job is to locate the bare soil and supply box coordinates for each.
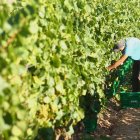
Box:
[111,108,140,140]
[73,98,140,140]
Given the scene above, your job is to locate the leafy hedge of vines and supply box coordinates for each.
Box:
[0,0,140,139]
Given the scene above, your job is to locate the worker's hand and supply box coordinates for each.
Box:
[106,65,113,71]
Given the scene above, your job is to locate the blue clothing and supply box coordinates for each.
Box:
[124,37,140,60]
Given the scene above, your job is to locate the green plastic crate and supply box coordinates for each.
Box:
[83,116,97,133]
[120,92,140,108]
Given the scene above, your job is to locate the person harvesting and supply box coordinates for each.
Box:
[107,37,140,92]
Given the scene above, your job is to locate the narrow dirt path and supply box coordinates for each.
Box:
[92,99,140,140]
[111,108,140,140]
[72,99,140,140]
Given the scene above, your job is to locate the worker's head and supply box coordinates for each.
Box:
[113,39,125,52]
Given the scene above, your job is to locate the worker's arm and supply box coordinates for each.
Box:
[107,55,128,71]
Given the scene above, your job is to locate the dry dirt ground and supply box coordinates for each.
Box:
[111,108,140,140]
[94,98,140,140]
[73,98,140,140]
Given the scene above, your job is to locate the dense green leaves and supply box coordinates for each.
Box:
[0,0,140,139]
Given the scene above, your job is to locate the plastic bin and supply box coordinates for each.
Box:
[83,116,97,133]
[120,92,140,108]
